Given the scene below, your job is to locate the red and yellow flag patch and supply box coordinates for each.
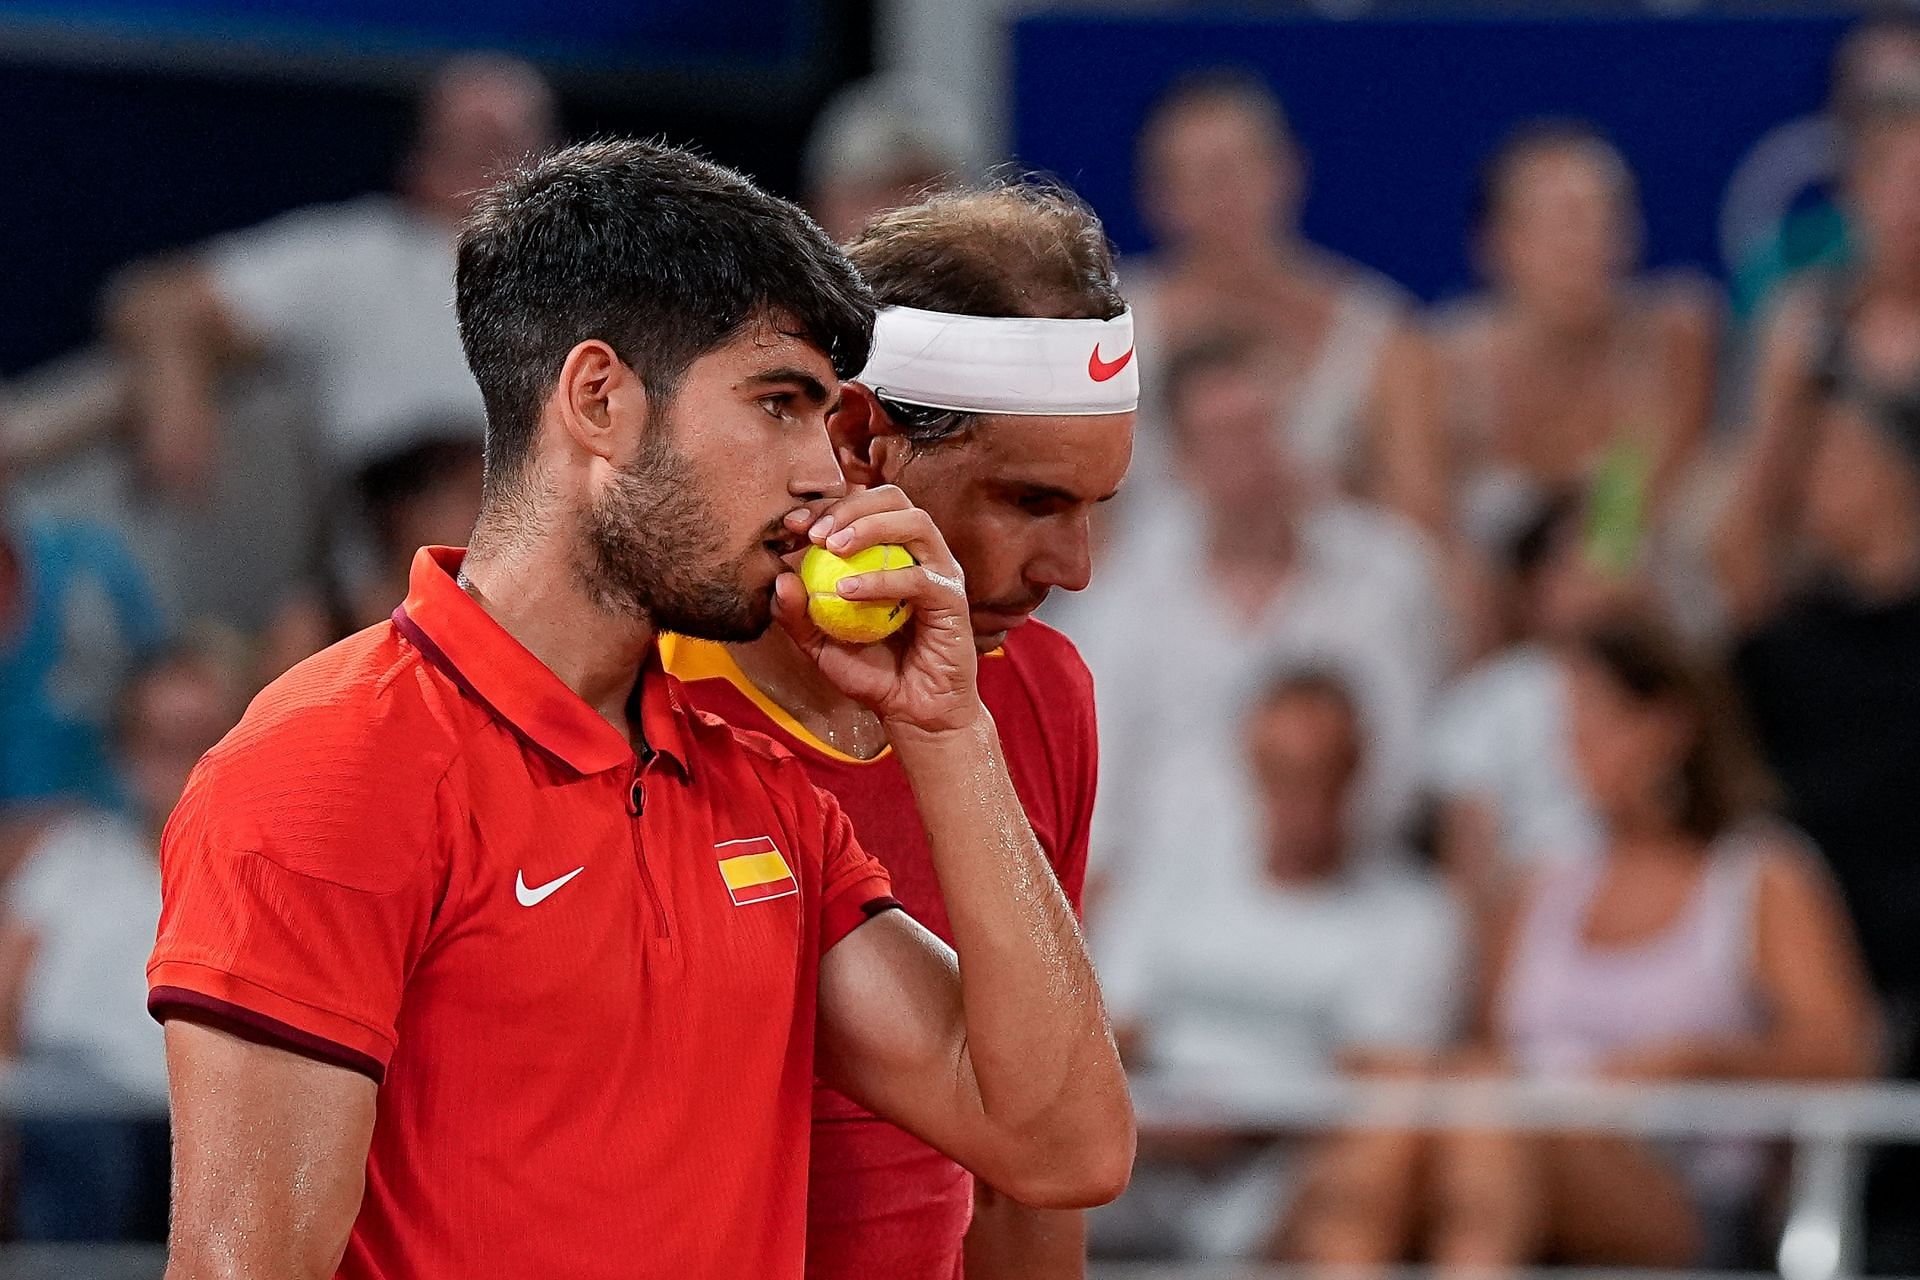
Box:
[716,837,798,905]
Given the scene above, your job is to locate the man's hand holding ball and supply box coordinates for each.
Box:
[773,487,979,737]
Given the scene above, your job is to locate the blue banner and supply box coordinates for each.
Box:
[0,0,815,68]
[1013,12,1850,301]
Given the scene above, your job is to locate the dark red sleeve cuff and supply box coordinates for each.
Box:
[149,986,386,1083]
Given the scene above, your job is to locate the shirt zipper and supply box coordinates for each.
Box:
[627,750,671,940]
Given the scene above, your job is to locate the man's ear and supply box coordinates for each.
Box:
[829,383,914,486]
[552,339,646,467]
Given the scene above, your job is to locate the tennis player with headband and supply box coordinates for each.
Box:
[664,181,1136,1280]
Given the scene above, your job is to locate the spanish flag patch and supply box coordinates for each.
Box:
[716,837,799,906]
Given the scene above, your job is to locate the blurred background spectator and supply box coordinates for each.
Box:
[1433,121,1720,555]
[1,630,250,1240]
[1717,83,1920,1054]
[104,54,555,491]
[1422,488,1693,921]
[1726,11,1920,321]
[258,430,485,680]
[1292,621,1876,1270]
[5,1,1920,1273]
[1095,668,1465,1260]
[0,465,167,815]
[801,75,974,243]
[1125,71,1445,535]
[1054,331,1451,907]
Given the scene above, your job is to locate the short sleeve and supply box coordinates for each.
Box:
[145,748,443,1082]
[810,785,896,957]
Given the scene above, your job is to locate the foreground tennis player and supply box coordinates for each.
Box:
[664,183,1135,1279]
[146,139,1132,1280]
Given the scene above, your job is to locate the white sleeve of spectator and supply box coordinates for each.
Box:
[1425,675,1497,797]
[1088,868,1158,1029]
[1341,884,1469,1053]
[1402,525,1460,693]
[1077,590,1157,895]
[203,200,369,348]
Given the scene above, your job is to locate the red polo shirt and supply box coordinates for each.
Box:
[147,547,896,1280]
[664,620,1096,1279]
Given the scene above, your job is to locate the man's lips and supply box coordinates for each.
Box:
[763,528,808,557]
[762,528,810,570]
[970,599,1046,632]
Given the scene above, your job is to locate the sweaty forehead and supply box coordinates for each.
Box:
[965,413,1134,496]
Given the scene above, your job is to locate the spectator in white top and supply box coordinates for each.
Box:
[801,76,973,244]
[1094,670,1466,1260]
[105,55,558,490]
[1052,332,1452,905]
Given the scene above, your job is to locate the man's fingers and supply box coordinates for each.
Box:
[808,485,914,542]
[817,509,962,582]
[835,565,964,614]
[773,573,826,650]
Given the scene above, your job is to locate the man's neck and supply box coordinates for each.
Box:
[729,627,890,761]
[458,528,656,741]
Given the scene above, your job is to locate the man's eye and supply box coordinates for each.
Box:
[759,395,791,419]
[1017,495,1070,516]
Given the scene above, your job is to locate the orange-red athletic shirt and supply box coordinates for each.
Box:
[663,620,1097,1280]
[146,547,897,1280]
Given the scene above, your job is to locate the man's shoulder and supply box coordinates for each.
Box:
[985,620,1097,729]
[194,624,469,818]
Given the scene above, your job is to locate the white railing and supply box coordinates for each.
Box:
[6,1066,1918,1278]
[1127,1073,1920,1280]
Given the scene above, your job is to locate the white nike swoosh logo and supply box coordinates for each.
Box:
[515,866,585,907]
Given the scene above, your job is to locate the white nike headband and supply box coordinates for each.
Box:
[856,305,1139,417]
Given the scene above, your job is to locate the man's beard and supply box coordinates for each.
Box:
[579,422,775,642]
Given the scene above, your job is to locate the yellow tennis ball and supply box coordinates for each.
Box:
[800,543,916,644]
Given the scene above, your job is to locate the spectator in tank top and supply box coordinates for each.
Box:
[1289,619,1878,1270]
[1434,121,1719,557]
[1125,70,1444,533]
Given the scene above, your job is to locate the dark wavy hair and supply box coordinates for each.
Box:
[456,138,875,501]
[1572,619,1778,842]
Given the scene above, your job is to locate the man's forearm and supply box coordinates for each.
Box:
[965,1191,1086,1280]
[890,709,1133,1198]
[105,262,238,488]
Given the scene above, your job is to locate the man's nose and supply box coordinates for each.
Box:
[790,428,848,504]
[1029,527,1095,595]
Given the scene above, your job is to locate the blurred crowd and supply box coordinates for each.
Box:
[1,13,1919,1271]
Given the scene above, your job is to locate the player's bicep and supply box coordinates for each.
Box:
[165,1020,376,1280]
[817,910,980,1150]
